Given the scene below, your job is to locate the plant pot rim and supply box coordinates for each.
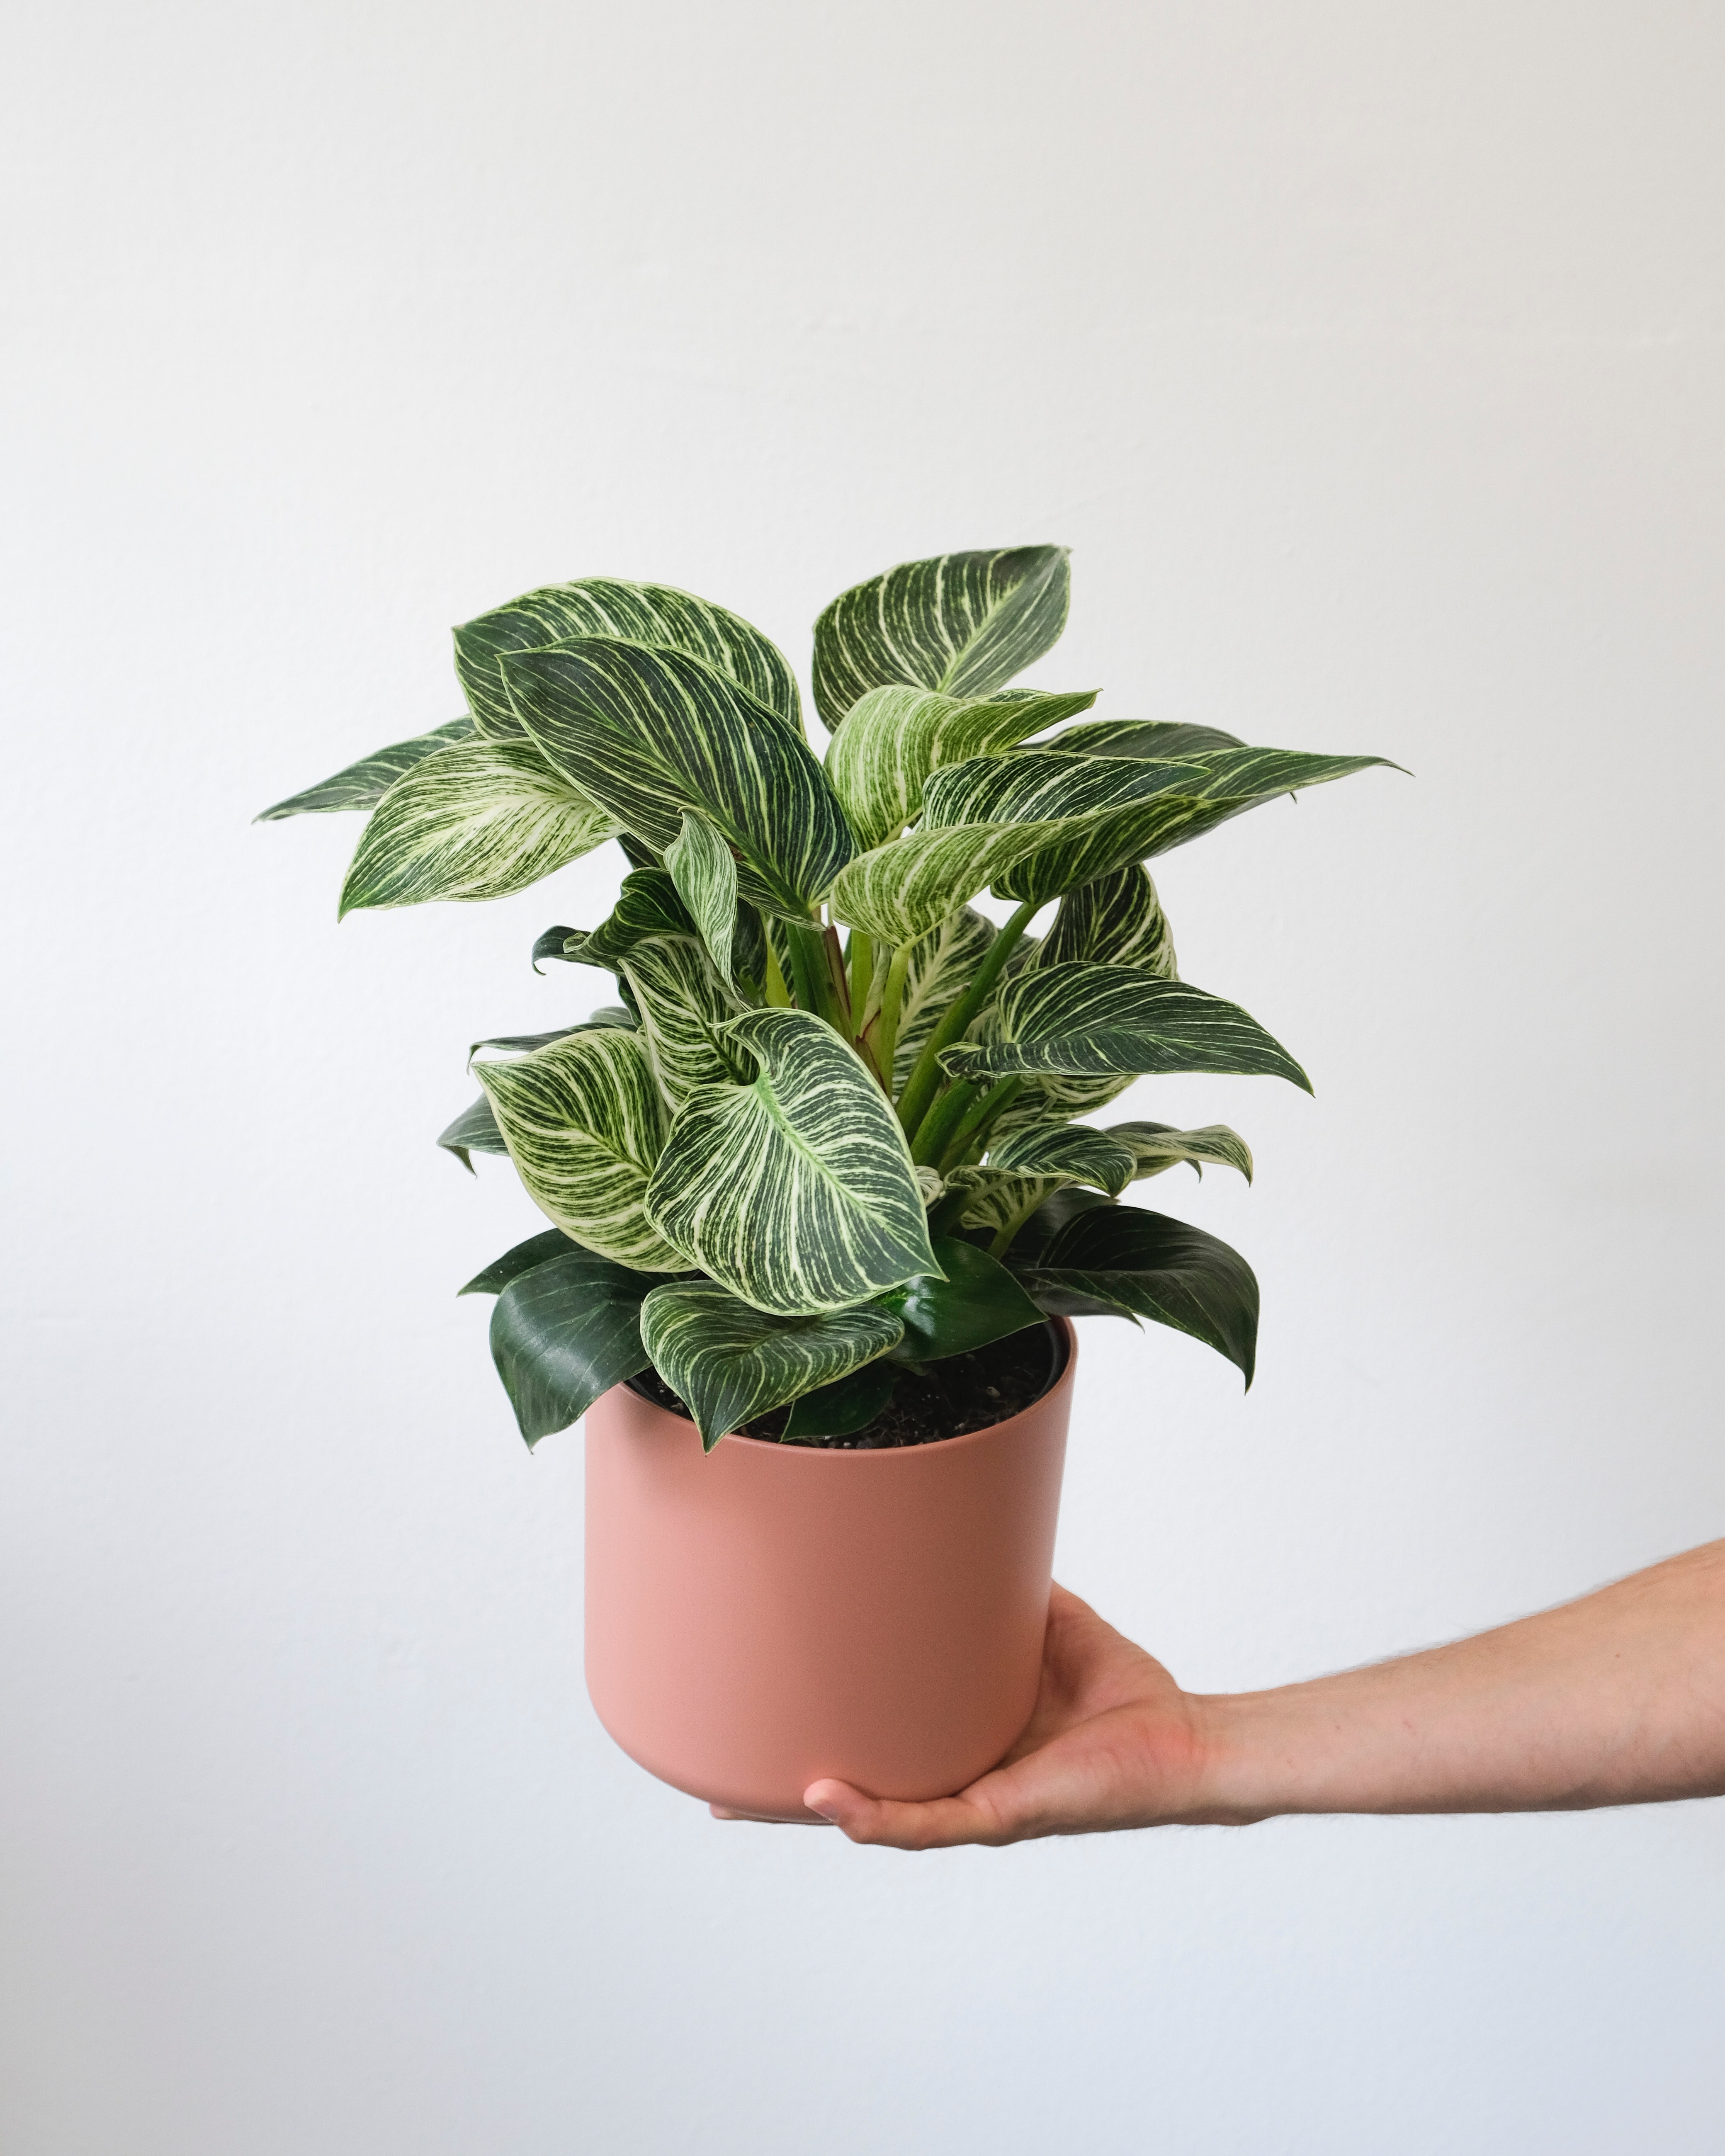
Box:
[629,1316,1076,1463]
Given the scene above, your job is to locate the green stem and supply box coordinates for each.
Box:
[763,932,791,1008]
[926,1187,972,1239]
[848,930,873,1024]
[784,921,826,1019]
[876,942,911,1085]
[822,923,853,1031]
[936,1074,1025,1173]
[897,899,1038,1141]
[911,1078,981,1167]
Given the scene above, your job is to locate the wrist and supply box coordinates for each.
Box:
[1180,1690,1305,1826]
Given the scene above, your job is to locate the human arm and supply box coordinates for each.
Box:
[790,1538,1725,1848]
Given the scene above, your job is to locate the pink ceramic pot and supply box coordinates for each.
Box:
[583,1321,1075,1822]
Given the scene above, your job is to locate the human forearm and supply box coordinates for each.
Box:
[1190,1539,1725,1822]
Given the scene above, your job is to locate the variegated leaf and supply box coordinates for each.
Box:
[1033,865,1177,978]
[826,685,1097,849]
[1107,1119,1254,1183]
[825,819,1062,946]
[499,638,853,918]
[940,962,1312,1090]
[1010,1202,1259,1384]
[813,546,1071,731]
[467,1009,635,1060]
[894,906,998,1087]
[986,1122,1139,1197]
[995,745,1400,898]
[473,1028,683,1271]
[437,1094,508,1173]
[940,1165,1071,1238]
[914,1165,946,1206]
[639,1281,904,1450]
[576,869,697,967]
[620,935,753,1109]
[454,578,799,737]
[338,740,620,917]
[665,810,741,988]
[1044,718,1244,760]
[256,717,476,821]
[987,1070,1139,1141]
[644,1008,938,1316]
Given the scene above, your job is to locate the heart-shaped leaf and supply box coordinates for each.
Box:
[338,740,620,917]
[877,1237,1044,1364]
[455,578,800,737]
[1010,1202,1260,1385]
[645,1008,939,1316]
[491,1248,680,1446]
[940,962,1311,1091]
[500,638,853,919]
[618,934,753,1109]
[826,685,1096,849]
[474,1028,683,1271]
[256,717,476,821]
[813,546,1071,731]
[639,1281,904,1450]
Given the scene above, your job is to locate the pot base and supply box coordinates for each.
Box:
[583,1322,1074,1819]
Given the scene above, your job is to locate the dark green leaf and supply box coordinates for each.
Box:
[813,546,1071,731]
[491,1248,679,1447]
[781,1361,898,1440]
[1034,865,1177,978]
[255,718,476,821]
[1012,1202,1260,1385]
[437,1094,508,1172]
[877,1237,1044,1364]
[459,1228,577,1296]
[532,924,580,969]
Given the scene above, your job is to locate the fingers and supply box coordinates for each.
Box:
[803,1777,1020,1849]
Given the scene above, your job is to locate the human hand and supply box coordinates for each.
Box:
[787,1583,1220,1848]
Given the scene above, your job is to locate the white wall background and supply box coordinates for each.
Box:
[4,2,1723,2149]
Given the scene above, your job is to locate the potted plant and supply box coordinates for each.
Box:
[261,545,1390,1821]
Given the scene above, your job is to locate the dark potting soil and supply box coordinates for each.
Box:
[627,1319,1066,1449]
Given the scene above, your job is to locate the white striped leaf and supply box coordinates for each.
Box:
[986,1122,1139,1196]
[940,1166,1072,1238]
[1033,865,1177,978]
[572,869,697,965]
[499,638,854,918]
[489,1247,682,1447]
[962,999,1136,1140]
[665,811,741,988]
[467,1009,635,1060]
[828,750,1214,943]
[1010,1202,1260,1385]
[826,685,1096,849]
[813,546,1071,731]
[644,1008,939,1316]
[256,717,475,821]
[940,962,1312,1090]
[473,1028,684,1272]
[338,740,620,917]
[994,745,1400,899]
[893,906,998,1088]
[1044,719,1244,760]
[619,935,753,1110]
[455,578,799,738]
[639,1281,904,1451]
[1107,1120,1254,1184]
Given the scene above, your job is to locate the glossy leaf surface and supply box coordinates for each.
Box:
[338,740,619,916]
[639,1282,904,1449]
[877,1237,1044,1364]
[813,546,1071,731]
[256,718,475,821]
[644,1009,938,1316]
[491,1248,676,1445]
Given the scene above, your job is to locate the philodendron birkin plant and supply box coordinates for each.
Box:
[262,547,1391,1451]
